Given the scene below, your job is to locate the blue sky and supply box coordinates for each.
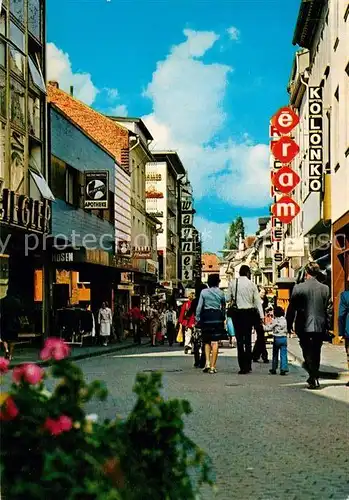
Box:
[47,0,300,253]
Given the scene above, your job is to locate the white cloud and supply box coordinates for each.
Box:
[47,43,127,115]
[227,26,240,41]
[107,104,128,117]
[47,43,98,105]
[143,29,270,209]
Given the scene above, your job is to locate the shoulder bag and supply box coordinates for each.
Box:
[227,279,239,318]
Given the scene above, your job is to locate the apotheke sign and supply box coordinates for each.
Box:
[0,189,51,233]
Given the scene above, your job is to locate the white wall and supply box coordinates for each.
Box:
[330,0,349,224]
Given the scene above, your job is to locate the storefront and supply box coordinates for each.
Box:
[0,190,52,338]
[332,211,349,342]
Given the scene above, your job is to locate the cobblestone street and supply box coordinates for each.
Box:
[79,343,349,500]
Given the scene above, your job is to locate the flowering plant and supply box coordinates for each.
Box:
[0,338,213,499]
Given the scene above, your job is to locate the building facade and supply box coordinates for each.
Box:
[0,0,53,336]
[288,0,349,338]
[146,151,185,291]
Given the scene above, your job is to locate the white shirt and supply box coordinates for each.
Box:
[165,310,177,324]
[226,277,264,319]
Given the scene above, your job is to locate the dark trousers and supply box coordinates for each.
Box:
[233,309,255,372]
[133,322,141,344]
[252,319,268,362]
[193,336,206,368]
[166,322,175,346]
[299,333,323,382]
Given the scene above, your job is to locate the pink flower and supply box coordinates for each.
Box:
[0,357,10,374]
[0,397,19,421]
[13,363,44,385]
[44,415,73,436]
[40,337,70,361]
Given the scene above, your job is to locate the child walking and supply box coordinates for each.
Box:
[264,306,289,375]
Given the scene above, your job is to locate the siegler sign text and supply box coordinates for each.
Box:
[0,189,51,233]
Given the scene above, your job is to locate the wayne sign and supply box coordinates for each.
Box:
[271,136,300,164]
[271,195,301,224]
[272,166,300,194]
[271,107,299,135]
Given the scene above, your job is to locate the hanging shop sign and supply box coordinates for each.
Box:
[182,254,193,281]
[308,86,323,192]
[120,272,132,283]
[84,171,109,209]
[117,240,131,256]
[271,217,283,242]
[181,241,193,254]
[0,189,51,233]
[181,197,193,212]
[133,247,152,259]
[181,227,193,240]
[146,173,162,181]
[181,213,193,226]
[271,107,299,135]
[271,195,301,224]
[271,165,301,194]
[285,237,305,258]
[145,189,164,199]
[271,136,300,164]
[146,260,158,275]
[159,280,173,290]
[118,284,134,291]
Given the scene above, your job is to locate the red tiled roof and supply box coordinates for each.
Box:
[48,84,129,165]
[201,253,220,272]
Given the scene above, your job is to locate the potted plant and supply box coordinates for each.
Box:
[0,338,213,499]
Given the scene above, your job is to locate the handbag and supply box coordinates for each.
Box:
[176,324,183,343]
[226,317,235,337]
[227,279,239,318]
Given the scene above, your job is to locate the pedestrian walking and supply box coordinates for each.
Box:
[338,289,349,387]
[128,303,143,345]
[164,304,177,346]
[149,305,160,347]
[179,293,195,354]
[98,302,113,346]
[252,286,269,363]
[0,293,21,361]
[196,274,225,374]
[226,265,264,374]
[286,262,332,390]
[188,283,207,368]
[263,306,289,375]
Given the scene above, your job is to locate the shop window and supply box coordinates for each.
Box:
[0,122,5,182]
[0,41,5,67]
[10,77,25,128]
[334,85,339,101]
[28,0,41,40]
[29,55,46,93]
[28,93,41,138]
[10,129,25,193]
[10,0,24,24]
[65,166,79,206]
[0,68,6,117]
[29,138,42,172]
[10,45,25,78]
[10,21,24,51]
[0,11,6,37]
[51,155,66,200]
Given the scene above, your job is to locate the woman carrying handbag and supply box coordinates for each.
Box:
[195,274,226,374]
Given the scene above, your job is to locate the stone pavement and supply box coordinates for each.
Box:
[75,344,349,500]
[5,337,139,368]
[287,337,348,378]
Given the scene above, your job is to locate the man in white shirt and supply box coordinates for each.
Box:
[226,265,264,374]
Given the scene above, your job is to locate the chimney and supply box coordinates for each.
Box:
[70,85,74,97]
[49,81,59,88]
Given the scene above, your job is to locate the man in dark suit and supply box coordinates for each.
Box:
[338,289,349,388]
[286,262,332,389]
